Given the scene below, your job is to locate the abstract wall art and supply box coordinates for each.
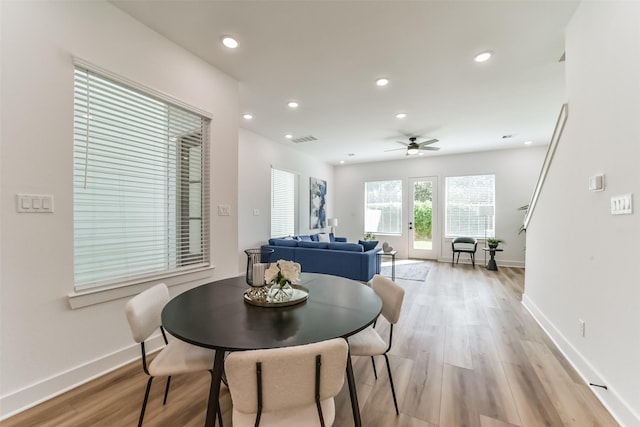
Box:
[309,177,326,229]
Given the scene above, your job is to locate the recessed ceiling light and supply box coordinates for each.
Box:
[375,78,389,87]
[287,101,299,109]
[418,152,424,156]
[242,113,253,120]
[339,160,345,164]
[474,51,492,63]
[285,134,293,139]
[524,140,533,145]
[396,113,407,119]
[221,36,239,49]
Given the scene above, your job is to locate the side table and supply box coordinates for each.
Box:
[377,250,397,281]
[482,247,503,271]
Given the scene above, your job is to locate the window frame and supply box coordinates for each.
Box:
[72,60,211,293]
[270,167,299,238]
[444,174,496,239]
[364,179,403,236]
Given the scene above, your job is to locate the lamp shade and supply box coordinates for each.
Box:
[327,218,338,227]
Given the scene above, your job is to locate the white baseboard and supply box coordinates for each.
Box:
[522,294,640,427]
[0,335,164,421]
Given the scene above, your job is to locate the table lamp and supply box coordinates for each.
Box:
[327,218,338,234]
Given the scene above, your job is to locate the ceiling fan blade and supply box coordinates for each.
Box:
[394,141,408,147]
[384,147,406,152]
[420,146,440,151]
[420,138,439,146]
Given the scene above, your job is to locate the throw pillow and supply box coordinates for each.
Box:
[358,240,378,251]
[318,233,330,242]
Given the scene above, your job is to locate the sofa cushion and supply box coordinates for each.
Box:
[297,235,312,242]
[298,241,329,249]
[358,240,379,251]
[270,238,299,247]
[328,242,364,252]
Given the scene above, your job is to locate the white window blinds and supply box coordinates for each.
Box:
[271,168,296,237]
[365,180,402,235]
[73,66,210,290]
[445,174,495,238]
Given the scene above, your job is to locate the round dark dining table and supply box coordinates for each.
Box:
[161,272,383,427]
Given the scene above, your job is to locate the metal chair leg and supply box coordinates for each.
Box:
[370,356,378,380]
[384,354,399,415]
[138,377,153,427]
[163,376,171,405]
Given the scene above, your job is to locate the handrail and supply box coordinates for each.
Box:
[522,103,568,230]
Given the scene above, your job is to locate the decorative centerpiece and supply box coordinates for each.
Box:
[264,260,300,302]
[244,248,274,301]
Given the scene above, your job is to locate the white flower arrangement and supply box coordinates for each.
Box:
[264,260,300,288]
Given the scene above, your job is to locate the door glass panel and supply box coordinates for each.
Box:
[412,180,433,250]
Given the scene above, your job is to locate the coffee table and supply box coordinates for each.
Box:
[161,272,383,427]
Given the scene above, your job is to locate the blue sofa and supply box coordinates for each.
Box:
[261,234,381,282]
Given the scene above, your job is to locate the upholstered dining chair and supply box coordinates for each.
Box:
[348,274,405,415]
[451,236,478,268]
[125,283,222,427]
[224,338,348,427]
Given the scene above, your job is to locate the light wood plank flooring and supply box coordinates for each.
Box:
[3,262,619,427]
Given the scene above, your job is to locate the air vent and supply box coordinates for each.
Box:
[291,135,318,144]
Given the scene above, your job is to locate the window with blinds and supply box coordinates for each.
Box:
[73,65,210,291]
[365,180,402,235]
[270,168,297,237]
[445,174,495,238]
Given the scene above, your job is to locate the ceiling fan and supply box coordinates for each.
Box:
[386,137,440,155]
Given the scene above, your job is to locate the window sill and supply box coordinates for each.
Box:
[68,266,216,309]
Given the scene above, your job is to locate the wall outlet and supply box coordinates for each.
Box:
[578,318,586,337]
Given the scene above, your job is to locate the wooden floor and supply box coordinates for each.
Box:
[4,262,619,427]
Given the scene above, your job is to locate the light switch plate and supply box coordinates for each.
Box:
[218,204,231,216]
[611,194,633,215]
[16,194,54,213]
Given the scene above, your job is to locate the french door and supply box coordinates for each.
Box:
[408,177,438,259]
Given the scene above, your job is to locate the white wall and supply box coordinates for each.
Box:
[238,128,335,271]
[0,1,239,417]
[523,2,640,425]
[334,147,546,266]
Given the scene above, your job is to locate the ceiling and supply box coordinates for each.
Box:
[111,0,579,165]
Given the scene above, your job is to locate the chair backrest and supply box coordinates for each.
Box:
[224,338,348,415]
[125,283,170,343]
[371,274,405,324]
[452,236,478,249]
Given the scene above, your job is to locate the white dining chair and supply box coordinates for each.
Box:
[125,283,222,427]
[348,274,405,415]
[224,338,348,427]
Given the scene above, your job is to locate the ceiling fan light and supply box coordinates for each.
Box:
[407,147,419,155]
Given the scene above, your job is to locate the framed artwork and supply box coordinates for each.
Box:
[309,177,327,229]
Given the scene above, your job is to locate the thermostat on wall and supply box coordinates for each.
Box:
[588,174,604,192]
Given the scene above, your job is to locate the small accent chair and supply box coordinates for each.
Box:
[348,274,405,415]
[125,283,221,427]
[451,236,478,268]
[224,338,348,427]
